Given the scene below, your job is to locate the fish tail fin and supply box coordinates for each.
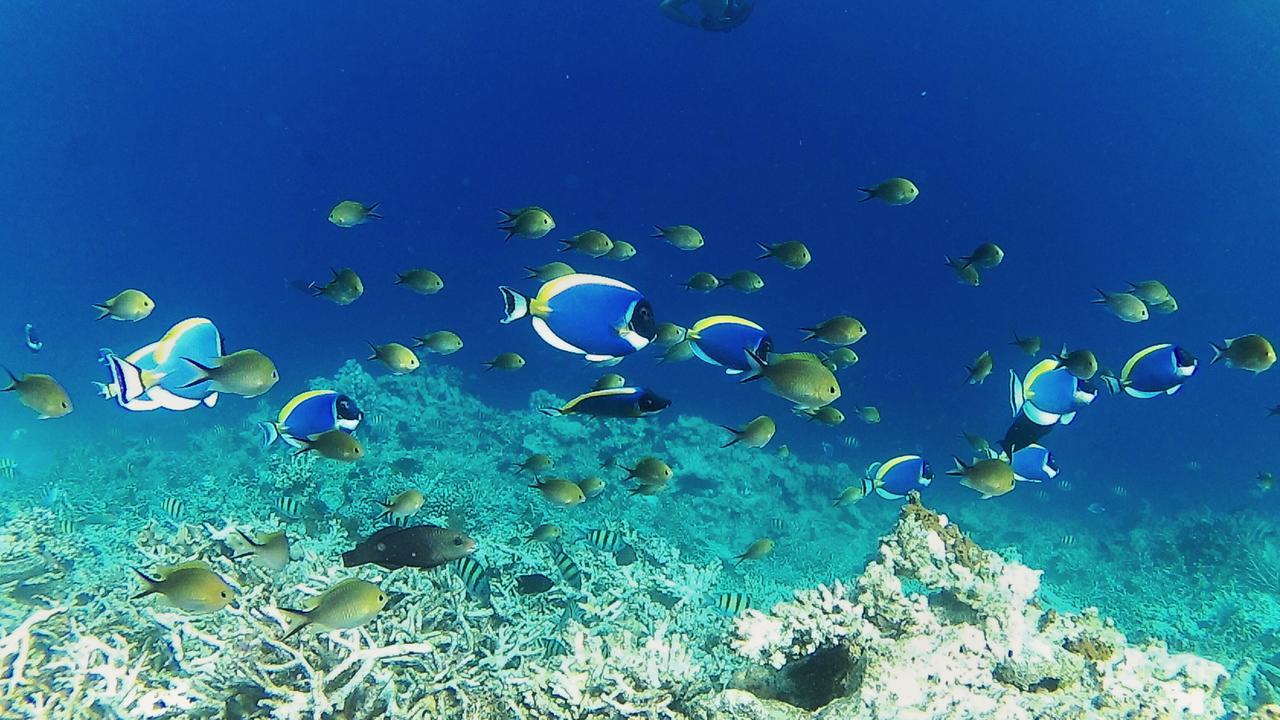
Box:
[92,303,110,320]
[279,608,312,639]
[106,355,151,401]
[1008,369,1024,417]
[499,286,531,323]
[258,422,281,448]
[364,202,382,219]
[946,456,969,477]
[1210,342,1225,365]
[92,381,113,399]
[538,407,564,417]
[177,358,214,389]
[754,242,773,260]
[291,441,314,457]
[556,240,573,252]
[393,273,406,285]
[1091,288,1109,304]
[799,328,817,342]
[1098,370,1122,395]
[740,349,767,383]
[523,266,538,279]
[651,225,666,238]
[856,188,874,202]
[0,366,15,392]
[130,568,161,600]
[719,426,741,448]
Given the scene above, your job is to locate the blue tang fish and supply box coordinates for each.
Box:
[686,315,772,374]
[499,274,657,362]
[872,455,934,499]
[540,387,670,418]
[97,318,223,412]
[1010,444,1058,483]
[1009,358,1098,427]
[1101,344,1197,399]
[260,390,363,448]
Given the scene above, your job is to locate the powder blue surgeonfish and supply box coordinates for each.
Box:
[260,390,363,448]
[1009,358,1098,427]
[686,315,773,374]
[871,455,934,500]
[499,274,657,362]
[540,387,670,418]
[1100,344,1197,399]
[96,318,224,412]
[1009,444,1058,483]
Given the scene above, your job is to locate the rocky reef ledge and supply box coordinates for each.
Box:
[692,493,1235,720]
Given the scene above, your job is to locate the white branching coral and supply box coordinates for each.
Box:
[720,493,1230,719]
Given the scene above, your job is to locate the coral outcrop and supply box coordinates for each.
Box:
[714,493,1230,719]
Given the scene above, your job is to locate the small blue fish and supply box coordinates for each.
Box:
[260,390,362,448]
[23,324,41,353]
[499,274,657,362]
[541,387,670,419]
[1100,344,1197,399]
[686,315,772,374]
[98,318,224,412]
[872,455,934,499]
[1009,359,1097,427]
[1009,444,1058,483]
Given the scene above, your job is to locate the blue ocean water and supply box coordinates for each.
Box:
[1,1,1278,716]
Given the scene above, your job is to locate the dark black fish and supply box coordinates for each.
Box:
[341,525,476,570]
[614,546,638,566]
[998,415,1054,455]
[516,573,554,595]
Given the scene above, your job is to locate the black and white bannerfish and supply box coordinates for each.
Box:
[96,318,224,412]
[540,387,670,419]
[23,324,41,353]
[259,390,363,449]
[499,274,658,362]
[1100,344,1198,399]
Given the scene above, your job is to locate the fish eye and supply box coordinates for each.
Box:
[829,386,836,393]
[379,594,385,602]
[453,537,463,545]
[220,591,228,598]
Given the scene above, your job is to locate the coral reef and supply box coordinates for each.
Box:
[0,363,1260,717]
[715,493,1231,719]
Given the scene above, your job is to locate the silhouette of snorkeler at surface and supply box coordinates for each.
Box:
[659,0,755,32]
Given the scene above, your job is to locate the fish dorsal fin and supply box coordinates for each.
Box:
[160,560,210,576]
[363,525,407,546]
[1121,344,1171,381]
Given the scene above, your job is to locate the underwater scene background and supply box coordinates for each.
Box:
[1,2,1279,718]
